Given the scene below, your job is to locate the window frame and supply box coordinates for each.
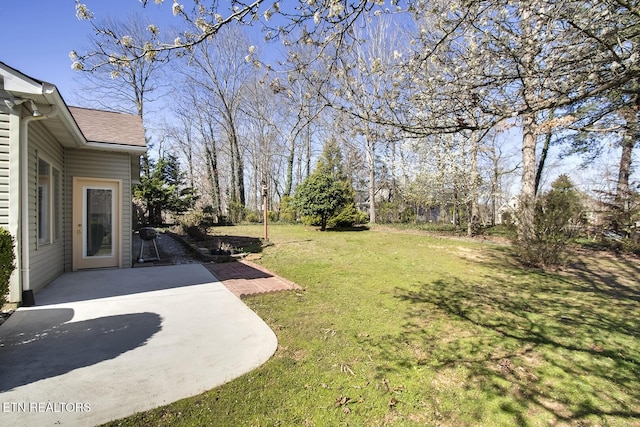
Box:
[37,155,62,247]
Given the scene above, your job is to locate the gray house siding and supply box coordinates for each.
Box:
[28,121,65,292]
[64,149,133,271]
[1,63,146,303]
[0,112,10,227]
[0,111,21,301]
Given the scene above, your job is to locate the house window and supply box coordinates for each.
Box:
[37,158,62,245]
[53,167,61,240]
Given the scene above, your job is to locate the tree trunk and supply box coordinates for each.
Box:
[229,126,245,206]
[467,130,480,236]
[534,131,551,197]
[535,110,555,196]
[320,215,327,231]
[618,138,633,212]
[305,125,312,178]
[140,153,152,224]
[284,136,295,197]
[519,112,537,242]
[491,149,499,226]
[617,105,638,222]
[453,187,460,230]
[186,142,195,190]
[236,144,245,206]
[517,5,538,243]
[229,135,237,204]
[205,144,221,220]
[365,134,377,224]
[149,203,162,226]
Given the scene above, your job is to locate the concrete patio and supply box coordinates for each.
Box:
[0,264,278,426]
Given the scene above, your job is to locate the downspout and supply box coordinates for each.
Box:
[19,105,58,300]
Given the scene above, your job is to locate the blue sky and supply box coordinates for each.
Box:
[0,0,181,105]
[0,1,634,189]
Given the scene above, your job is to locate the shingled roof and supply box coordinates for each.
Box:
[68,106,145,148]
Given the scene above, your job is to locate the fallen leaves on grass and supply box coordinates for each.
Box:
[499,358,515,373]
[382,378,405,394]
[335,396,351,407]
[334,395,365,414]
[322,328,337,339]
[340,364,355,375]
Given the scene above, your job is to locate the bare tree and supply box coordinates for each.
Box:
[335,14,406,224]
[184,25,254,209]
[72,12,170,119]
[381,0,639,240]
[73,1,389,70]
[479,124,521,226]
[271,43,331,197]
[165,113,196,189]
[240,76,285,211]
[74,0,640,239]
[72,11,174,226]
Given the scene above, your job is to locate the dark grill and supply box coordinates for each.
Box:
[138,227,159,263]
[139,227,157,241]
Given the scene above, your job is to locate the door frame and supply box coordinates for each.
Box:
[72,177,122,271]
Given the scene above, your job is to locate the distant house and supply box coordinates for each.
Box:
[1,62,146,304]
[496,196,519,225]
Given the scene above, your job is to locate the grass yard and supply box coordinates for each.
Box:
[105,225,640,426]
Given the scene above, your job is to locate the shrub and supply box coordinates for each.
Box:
[328,203,355,228]
[227,201,245,224]
[293,138,356,231]
[401,206,417,223]
[178,210,205,229]
[591,233,640,256]
[0,228,15,308]
[185,225,208,241]
[301,214,322,226]
[328,203,368,228]
[621,237,640,255]
[279,195,297,223]
[378,201,400,223]
[200,205,219,226]
[514,175,585,267]
[354,209,370,225]
[245,210,261,223]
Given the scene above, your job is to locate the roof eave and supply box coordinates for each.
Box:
[43,90,87,148]
[1,63,86,147]
[84,140,147,154]
[2,65,54,95]
[2,62,146,151]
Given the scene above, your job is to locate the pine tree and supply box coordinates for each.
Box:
[134,155,198,226]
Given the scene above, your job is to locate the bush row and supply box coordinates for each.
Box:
[0,228,15,308]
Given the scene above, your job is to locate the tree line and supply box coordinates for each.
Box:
[73,0,639,253]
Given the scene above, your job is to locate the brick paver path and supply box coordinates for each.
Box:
[204,260,302,298]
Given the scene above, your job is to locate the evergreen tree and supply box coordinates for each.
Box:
[294,139,358,231]
[294,172,347,231]
[515,175,585,266]
[134,154,198,226]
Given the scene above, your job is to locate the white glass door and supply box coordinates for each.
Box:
[73,178,120,270]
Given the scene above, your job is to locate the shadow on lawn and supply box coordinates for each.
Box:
[567,251,640,302]
[326,225,370,232]
[369,251,640,425]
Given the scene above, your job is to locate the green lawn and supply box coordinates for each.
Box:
[105,225,640,426]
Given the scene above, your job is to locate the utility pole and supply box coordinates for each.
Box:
[262,180,268,241]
